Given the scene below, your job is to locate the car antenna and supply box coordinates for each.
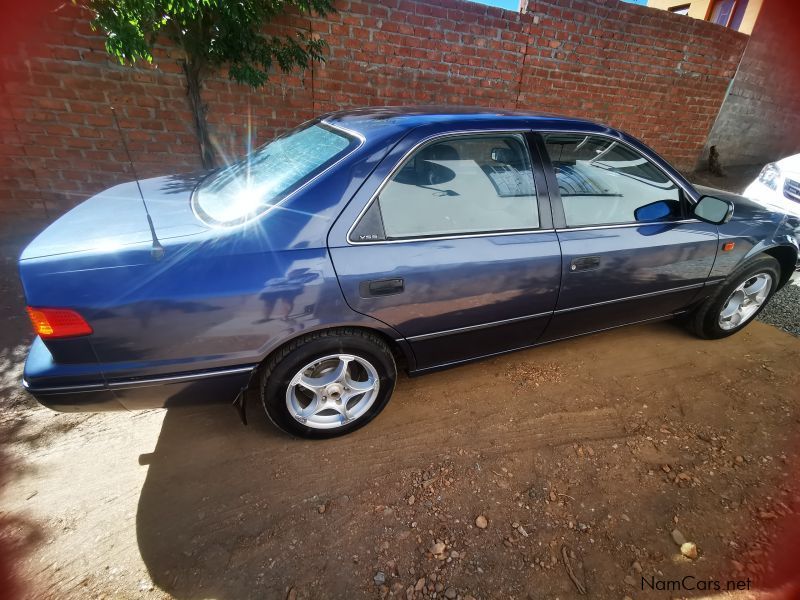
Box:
[110,106,165,261]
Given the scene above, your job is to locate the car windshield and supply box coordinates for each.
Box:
[194,122,359,225]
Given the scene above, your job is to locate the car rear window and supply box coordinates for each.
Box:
[194,122,359,226]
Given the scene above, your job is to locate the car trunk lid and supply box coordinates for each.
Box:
[21,173,208,260]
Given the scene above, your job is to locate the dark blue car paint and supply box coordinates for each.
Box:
[694,184,798,283]
[539,220,721,342]
[330,232,563,369]
[18,108,799,412]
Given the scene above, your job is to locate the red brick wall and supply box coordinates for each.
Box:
[0,0,747,232]
[702,0,800,168]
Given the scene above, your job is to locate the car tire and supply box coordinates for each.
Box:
[688,255,780,340]
[259,328,397,439]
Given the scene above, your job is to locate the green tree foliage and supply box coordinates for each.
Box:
[86,0,336,167]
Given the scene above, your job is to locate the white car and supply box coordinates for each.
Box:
[744,154,800,217]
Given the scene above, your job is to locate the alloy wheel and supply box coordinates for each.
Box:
[285,353,380,429]
[718,272,773,331]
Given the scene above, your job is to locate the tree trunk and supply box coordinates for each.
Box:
[182,60,215,170]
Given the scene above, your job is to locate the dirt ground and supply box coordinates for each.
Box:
[2,174,800,599]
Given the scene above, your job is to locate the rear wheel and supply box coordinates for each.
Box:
[259,328,397,439]
[688,255,780,339]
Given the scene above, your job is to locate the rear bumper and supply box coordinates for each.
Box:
[23,380,125,412]
[23,337,256,412]
[24,366,256,412]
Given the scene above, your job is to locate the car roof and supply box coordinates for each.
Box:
[318,106,700,205]
[321,106,609,138]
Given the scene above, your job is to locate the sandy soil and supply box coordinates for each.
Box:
[3,308,800,599]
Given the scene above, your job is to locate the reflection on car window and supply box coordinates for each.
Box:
[543,134,680,227]
[375,134,539,239]
[195,123,358,225]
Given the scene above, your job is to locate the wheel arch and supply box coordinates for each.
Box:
[247,324,414,392]
[762,244,798,290]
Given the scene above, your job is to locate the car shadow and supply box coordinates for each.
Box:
[136,385,468,599]
[135,403,286,598]
[137,362,517,599]
[135,320,800,599]
[135,325,693,599]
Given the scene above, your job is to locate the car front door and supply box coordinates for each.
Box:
[535,132,720,342]
[328,129,561,372]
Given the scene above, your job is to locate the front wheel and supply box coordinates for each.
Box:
[259,328,397,439]
[688,255,780,339]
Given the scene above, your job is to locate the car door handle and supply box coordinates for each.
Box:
[359,278,404,297]
[570,256,601,272]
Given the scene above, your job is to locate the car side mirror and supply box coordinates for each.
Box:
[693,195,734,225]
[634,199,680,222]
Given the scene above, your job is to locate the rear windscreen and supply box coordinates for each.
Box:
[194,122,359,226]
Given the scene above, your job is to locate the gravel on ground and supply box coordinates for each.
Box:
[759,277,800,337]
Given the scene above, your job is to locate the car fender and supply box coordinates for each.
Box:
[740,220,798,288]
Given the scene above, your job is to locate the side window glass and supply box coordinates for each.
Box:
[358,134,539,240]
[543,134,681,227]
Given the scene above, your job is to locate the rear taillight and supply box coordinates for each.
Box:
[26,307,93,339]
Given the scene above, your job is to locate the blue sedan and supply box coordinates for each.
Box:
[19,108,800,438]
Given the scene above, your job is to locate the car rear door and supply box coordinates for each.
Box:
[534,131,720,342]
[328,128,561,372]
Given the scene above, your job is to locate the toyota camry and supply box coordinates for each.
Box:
[19,108,800,438]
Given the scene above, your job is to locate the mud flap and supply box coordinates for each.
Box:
[232,386,249,425]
